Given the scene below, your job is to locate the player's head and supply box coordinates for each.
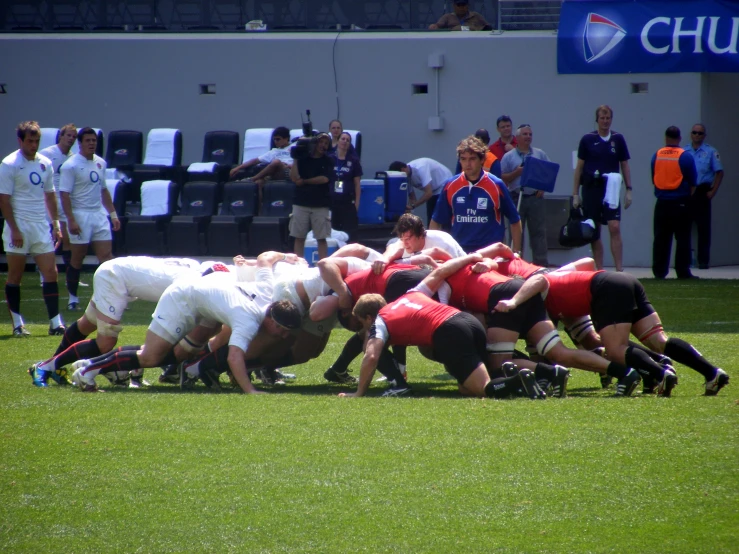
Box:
[457,136,487,161]
[271,126,290,148]
[474,128,491,146]
[595,105,613,130]
[388,161,410,177]
[352,294,387,329]
[58,124,78,149]
[265,300,302,338]
[77,127,98,158]
[393,213,426,253]
[16,121,41,156]
[457,136,487,179]
[337,308,363,332]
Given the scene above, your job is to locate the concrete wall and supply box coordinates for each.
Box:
[0,31,733,266]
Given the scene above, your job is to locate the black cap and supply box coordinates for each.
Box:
[269,302,302,330]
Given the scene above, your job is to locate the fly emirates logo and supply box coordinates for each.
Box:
[456,209,489,224]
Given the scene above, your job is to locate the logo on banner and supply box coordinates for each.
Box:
[583,13,626,63]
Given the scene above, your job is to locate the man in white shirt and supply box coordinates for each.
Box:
[0,121,65,341]
[71,251,302,394]
[389,158,452,222]
[40,123,77,271]
[59,127,120,311]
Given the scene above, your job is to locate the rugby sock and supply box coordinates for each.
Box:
[377,349,408,387]
[159,350,178,367]
[484,375,525,399]
[66,265,81,299]
[331,333,364,373]
[54,320,88,355]
[625,346,664,380]
[42,282,61,320]
[92,349,141,377]
[85,345,140,366]
[5,284,23,328]
[628,341,666,363]
[46,340,103,372]
[190,346,228,377]
[664,338,716,379]
[392,345,407,367]
[61,250,72,272]
[605,361,628,379]
[533,362,557,382]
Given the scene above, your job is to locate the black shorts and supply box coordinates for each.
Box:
[582,182,620,228]
[385,268,431,302]
[590,272,655,331]
[432,312,487,384]
[485,281,548,336]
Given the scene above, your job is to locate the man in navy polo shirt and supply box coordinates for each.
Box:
[430,135,521,254]
[572,105,633,271]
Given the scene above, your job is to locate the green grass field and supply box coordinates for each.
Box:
[1,274,737,553]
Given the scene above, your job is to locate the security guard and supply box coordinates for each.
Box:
[683,123,723,269]
[651,126,698,279]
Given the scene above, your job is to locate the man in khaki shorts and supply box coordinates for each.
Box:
[289,133,334,260]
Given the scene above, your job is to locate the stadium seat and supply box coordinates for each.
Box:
[39,128,60,152]
[168,181,219,256]
[124,179,179,255]
[132,128,184,202]
[207,180,258,256]
[246,180,294,255]
[105,130,144,170]
[345,129,362,159]
[105,179,128,255]
[260,180,295,217]
[243,128,275,163]
[187,130,240,185]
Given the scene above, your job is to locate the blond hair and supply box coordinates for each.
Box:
[352,294,387,320]
[456,136,487,160]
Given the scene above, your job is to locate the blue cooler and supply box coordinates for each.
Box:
[303,238,339,267]
[375,171,408,222]
[358,179,385,224]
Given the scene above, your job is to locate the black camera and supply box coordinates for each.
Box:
[291,109,315,160]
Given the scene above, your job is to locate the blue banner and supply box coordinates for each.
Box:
[557,0,739,73]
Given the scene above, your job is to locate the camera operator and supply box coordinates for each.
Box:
[289,132,334,259]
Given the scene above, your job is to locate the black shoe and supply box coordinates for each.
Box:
[199,365,222,391]
[600,374,613,389]
[677,273,699,280]
[381,384,412,397]
[518,369,546,400]
[67,302,79,311]
[615,368,641,397]
[550,366,570,398]
[324,366,357,384]
[158,364,179,384]
[705,368,729,396]
[48,325,66,336]
[256,368,286,386]
[657,366,678,398]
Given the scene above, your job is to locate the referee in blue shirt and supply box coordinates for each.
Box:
[683,124,723,269]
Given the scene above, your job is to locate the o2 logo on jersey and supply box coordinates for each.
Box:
[109,306,116,313]
[477,198,488,210]
[29,172,43,186]
[90,170,100,183]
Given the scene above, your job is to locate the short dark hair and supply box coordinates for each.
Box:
[665,126,681,140]
[496,115,512,127]
[268,300,302,330]
[388,161,407,172]
[392,213,426,238]
[474,128,491,145]
[17,121,40,141]
[272,126,290,141]
[337,308,362,332]
[77,127,97,142]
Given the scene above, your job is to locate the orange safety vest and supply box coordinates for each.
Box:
[484,151,497,172]
[654,147,684,191]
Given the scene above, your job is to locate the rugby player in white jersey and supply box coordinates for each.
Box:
[40,123,77,273]
[0,121,65,341]
[59,127,120,311]
[71,251,302,394]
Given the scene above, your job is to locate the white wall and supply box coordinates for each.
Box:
[0,31,731,266]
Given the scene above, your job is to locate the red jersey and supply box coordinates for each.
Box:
[345,264,417,299]
[375,292,458,347]
[544,270,603,319]
[445,265,510,312]
[495,257,543,279]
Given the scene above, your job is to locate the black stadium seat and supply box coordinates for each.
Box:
[187,130,240,185]
[246,180,294,255]
[168,181,219,256]
[124,180,180,255]
[105,130,144,170]
[207,180,258,256]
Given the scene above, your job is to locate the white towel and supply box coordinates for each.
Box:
[188,162,218,173]
[306,229,349,247]
[603,173,623,209]
[140,179,171,216]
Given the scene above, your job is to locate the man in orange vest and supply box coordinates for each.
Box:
[651,126,698,279]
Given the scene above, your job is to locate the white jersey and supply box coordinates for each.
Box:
[39,144,73,192]
[0,149,54,222]
[258,145,293,166]
[390,230,466,260]
[59,153,108,211]
[105,256,202,302]
[189,269,275,351]
[408,158,452,196]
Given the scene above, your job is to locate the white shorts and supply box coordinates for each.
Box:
[90,264,130,321]
[148,285,198,345]
[69,210,111,245]
[55,194,67,223]
[2,219,54,256]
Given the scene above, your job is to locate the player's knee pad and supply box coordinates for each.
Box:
[97,320,123,338]
[565,316,594,344]
[178,335,205,355]
[84,302,98,325]
[536,330,562,357]
[486,342,515,356]
[636,324,664,342]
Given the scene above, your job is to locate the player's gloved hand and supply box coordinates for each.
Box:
[624,189,633,209]
[572,194,581,209]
